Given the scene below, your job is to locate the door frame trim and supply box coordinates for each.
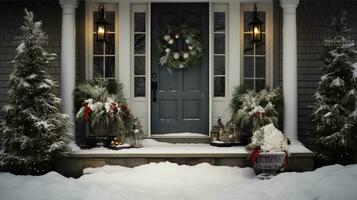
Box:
[147,2,212,138]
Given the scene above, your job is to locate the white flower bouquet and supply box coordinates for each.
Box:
[250,123,288,152]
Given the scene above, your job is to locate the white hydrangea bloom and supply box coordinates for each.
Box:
[251,123,288,152]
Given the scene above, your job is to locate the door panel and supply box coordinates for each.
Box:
[151,3,209,134]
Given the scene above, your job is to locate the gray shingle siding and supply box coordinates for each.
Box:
[0,0,84,109]
[277,0,357,140]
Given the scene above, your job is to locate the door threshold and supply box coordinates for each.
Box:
[151,133,210,139]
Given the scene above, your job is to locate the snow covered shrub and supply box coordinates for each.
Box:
[229,87,283,134]
[311,11,357,165]
[0,10,71,175]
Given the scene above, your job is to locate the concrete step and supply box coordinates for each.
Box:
[56,139,314,177]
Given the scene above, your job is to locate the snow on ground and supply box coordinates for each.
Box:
[1,162,357,200]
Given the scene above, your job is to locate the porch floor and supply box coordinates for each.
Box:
[56,139,314,177]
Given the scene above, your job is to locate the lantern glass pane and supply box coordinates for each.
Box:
[97,24,106,41]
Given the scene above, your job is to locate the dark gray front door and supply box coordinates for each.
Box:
[151,3,209,134]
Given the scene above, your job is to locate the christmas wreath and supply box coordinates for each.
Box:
[158,24,203,69]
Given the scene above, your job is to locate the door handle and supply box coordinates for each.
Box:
[151,73,158,102]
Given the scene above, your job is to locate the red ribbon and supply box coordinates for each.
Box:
[84,105,91,122]
[250,148,261,164]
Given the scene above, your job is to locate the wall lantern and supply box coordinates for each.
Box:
[95,4,110,42]
[248,4,263,44]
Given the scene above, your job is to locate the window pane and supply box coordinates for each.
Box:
[93,57,104,78]
[105,57,115,78]
[214,12,225,32]
[244,57,254,78]
[255,79,266,91]
[214,33,225,54]
[256,57,266,78]
[255,34,266,55]
[244,12,253,32]
[134,56,145,75]
[214,56,225,75]
[134,13,146,32]
[106,33,115,54]
[214,77,225,97]
[93,36,103,55]
[134,34,146,54]
[93,12,99,32]
[105,11,115,32]
[244,79,254,90]
[244,34,253,55]
[134,77,146,97]
[257,12,266,32]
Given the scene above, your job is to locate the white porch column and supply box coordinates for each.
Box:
[281,0,299,139]
[59,0,78,136]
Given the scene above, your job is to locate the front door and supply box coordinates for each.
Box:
[151,3,209,134]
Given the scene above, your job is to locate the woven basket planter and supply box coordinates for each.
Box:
[253,152,286,175]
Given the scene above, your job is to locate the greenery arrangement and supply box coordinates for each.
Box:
[0,10,71,175]
[311,11,357,165]
[230,87,283,135]
[158,23,203,69]
[74,79,133,132]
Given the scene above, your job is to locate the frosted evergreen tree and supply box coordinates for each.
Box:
[312,11,357,165]
[0,10,72,174]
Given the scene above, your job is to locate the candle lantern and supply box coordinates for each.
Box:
[248,4,263,44]
[95,4,110,42]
